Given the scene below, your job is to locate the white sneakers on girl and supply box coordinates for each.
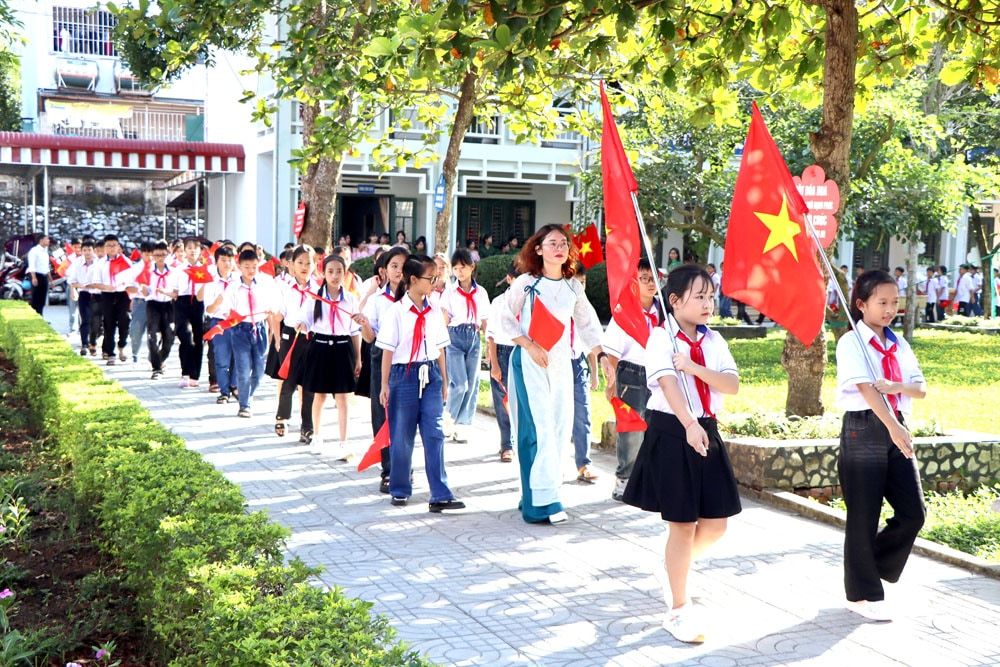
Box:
[846,599,893,622]
[548,511,569,524]
[662,603,705,644]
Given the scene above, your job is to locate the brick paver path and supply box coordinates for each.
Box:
[46,306,1000,666]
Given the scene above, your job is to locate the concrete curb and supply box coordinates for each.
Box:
[741,485,1000,581]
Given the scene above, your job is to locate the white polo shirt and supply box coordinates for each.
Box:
[485,291,515,347]
[287,286,361,337]
[644,325,738,417]
[375,293,451,364]
[222,275,282,323]
[440,281,490,327]
[602,303,663,367]
[835,321,924,415]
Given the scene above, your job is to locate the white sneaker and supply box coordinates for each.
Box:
[330,443,352,461]
[662,604,705,644]
[178,375,190,388]
[310,434,325,455]
[548,511,569,524]
[845,599,893,622]
[612,477,628,502]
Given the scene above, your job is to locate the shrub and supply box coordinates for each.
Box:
[475,254,516,301]
[351,256,376,281]
[0,302,430,666]
[582,262,610,323]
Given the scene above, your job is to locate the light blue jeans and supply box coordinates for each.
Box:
[129,298,147,358]
[571,354,593,470]
[231,322,267,410]
[446,324,481,425]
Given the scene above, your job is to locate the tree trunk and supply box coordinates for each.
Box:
[903,240,919,341]
[298,101,344,251]
[433,69,479,255]
[782,0,858,417]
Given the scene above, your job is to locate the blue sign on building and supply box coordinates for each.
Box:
[357,184,376,194]
[433,174,446,212]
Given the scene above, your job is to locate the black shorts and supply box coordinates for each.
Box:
[623,410,742,522]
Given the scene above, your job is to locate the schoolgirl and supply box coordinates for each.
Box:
[202,245,238,401]
[622,265,741,644]
[295,254,362,455]
[269,246,318,441]
[485,263,520,462]
[355,246,409,492]
[440,248,490,443]
[836,270,926,622]
[376,254,465,513]
[173,237,205,388]
[498,225,603,525]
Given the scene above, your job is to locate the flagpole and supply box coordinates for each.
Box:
[802,220,895,416]
[630,192,699,416]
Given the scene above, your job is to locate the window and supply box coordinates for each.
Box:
[53,7,117,56]
[394,199,416,242]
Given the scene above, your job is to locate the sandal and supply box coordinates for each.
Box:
[499,449,513,463]
[299,430,313,445]
[275,421,286,437]
[576,465,598,484]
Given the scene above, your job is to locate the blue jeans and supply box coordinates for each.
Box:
[231,322,267,410]
[490,344,513,452]
[68,293,78,330]
[446,324,481,425]
[571,354,592,469]
[388,362,455,503]
[208,317,234,398]
[719,295,733,318]
[129,298,147,358]
[614,361,650,480]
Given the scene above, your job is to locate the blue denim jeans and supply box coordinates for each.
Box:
[388,362,455,503]
[571,353,592,469]
[231,322,267,410]
[129,298,147,358]
[68,293,78,330]
[208,317,234,398]
[490,344,513,452]
[614,361,650,480]
[718,295,733,318]
[446,324,481,425]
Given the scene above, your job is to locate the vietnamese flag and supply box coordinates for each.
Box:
[611,397,647,433]
[135,261,152,287]
[108,254,130,280]
[130,248,142,261]
[277,332,300,380]
[63,241,75,257]
[527,297,565,351]
[572,223,603,269]
[185,264,214,284]
[721,103,826,345]
[600,83,650,348]
[203,312,246,341]
[55,257,72,277]
[259,257,279,277]
[357,416,390,472]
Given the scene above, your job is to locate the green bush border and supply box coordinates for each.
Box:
[0,301,429,667]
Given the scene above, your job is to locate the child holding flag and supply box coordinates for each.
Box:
[203,245,238,403]
[174,237,207,388]
[622,265,741,644]
[139,242,178,380]
[127,241,153,363]
[92,234,132,365]
[376,254,464,513]
[836,270,927,622]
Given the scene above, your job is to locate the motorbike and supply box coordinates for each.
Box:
[0,250,69,303]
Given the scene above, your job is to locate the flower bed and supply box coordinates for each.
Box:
[0,301,429,667]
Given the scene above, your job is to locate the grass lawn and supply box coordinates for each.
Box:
[479,329,1000,439]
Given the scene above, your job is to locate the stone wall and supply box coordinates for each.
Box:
[727,433,1000,499]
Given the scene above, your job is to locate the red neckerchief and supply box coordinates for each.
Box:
[676,329,715,418]
[868,332,903,412]
[153,266,169,290]
[382,284,396,302]
[409,298,431,366]
[645,307,660,330]
[457,283,478,322]
[327,286,344,334]
[292,280,311,306]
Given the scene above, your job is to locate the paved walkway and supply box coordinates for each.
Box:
[43,306,1000,666]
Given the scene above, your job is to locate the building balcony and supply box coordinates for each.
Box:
[32,102,205,142]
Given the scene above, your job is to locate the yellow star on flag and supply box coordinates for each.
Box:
[579,241,592,257]
[754,194,801,261]
[621,403,632,413]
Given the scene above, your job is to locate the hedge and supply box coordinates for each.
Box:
[0,301,430,667]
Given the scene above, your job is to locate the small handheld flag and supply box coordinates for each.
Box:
[358,415,390,472]
[203,312,246,341]
[185,264,214,284]
[277,332,300,380]
[527,298,565,352]
[611,397,647,432]
[571,223,603,269]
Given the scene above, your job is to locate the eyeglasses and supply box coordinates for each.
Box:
[541,241,570,250]
[415,274,439,284]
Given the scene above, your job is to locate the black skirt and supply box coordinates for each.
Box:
[268,325,311,385]
[302,334,357,394]
[355,340,372,397]
[623,410,742,523]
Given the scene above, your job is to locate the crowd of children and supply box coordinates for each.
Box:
[42,229,942,644]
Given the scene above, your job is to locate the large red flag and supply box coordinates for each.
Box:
[601,83,650,348]
[721,103,826,345]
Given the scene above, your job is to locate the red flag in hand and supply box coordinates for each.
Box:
[203,312,246,341]
[185,264,214,284]
[135,261,152,286]
[527,297,565,351]
[63,241,75,257]
[611,397,647,432]
[600,83,650,348]
[358,415,390,472]
[277,332,300,380]
[109,254,130,280]
[259,257,279,277]
[721,103,826,345]
[571,223,603,269]
[130,248,142,261]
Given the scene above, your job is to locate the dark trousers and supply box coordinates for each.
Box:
[174,297,205,380]
[29,273,48,314]
[101,291,131,355]
[958,301,970,316]
[370,346,390,478]
[838,410,925,602]
[277,378,314,431]
[924,301,936,323]
[78,291,92,349]
[146,300,175,372]
[935,301,945,321]
[735,300,752,324]
[89,293,104,346]
[490,344,513,452]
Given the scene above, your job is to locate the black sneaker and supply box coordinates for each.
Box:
[106,359,115,366]
[80,347,87,356]
[429,499,466,513]
[151,370,163,380]
[390,496,407,506]
[379,478,390,494]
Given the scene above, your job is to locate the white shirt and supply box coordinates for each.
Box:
[896,276,908,296]
[203,271,236,317]
[835,321,924,415]
[375,293,451,364]
[362,284,399,335]
[96,254,133,292]
[123,261,150,300]
[920,275,938,299]
[955,273,974,302]
[602,303,663,367]
[67,257,100,294]
[27,244,50,275]
[288,286,361,336]
[144,264,178,303]
[644,325,738,418]
[173,261,198,297]
[280,278,319,319]
[222,275,282,323]
[485,291,515,347]
[440,281,490,327]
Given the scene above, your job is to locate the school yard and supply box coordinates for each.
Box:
[40,305,1000,666]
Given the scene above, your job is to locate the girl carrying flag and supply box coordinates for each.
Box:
[271,245,317,442]
[499,225,603,525]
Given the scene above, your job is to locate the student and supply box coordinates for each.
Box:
[67,239,98,355]
[217,249,283,417]
[139,242,177,380]
[376,254,465,513]
[603,259,662,500]
[955,264,974,316]
[355,246,409,492]
[971,265,983,316]
[570,263,600,484]
[893,266,907,297]
[127,241,154,363]
[270,246,318,441]
[921,267,939,323]
[203,245,238,402]
[499,225,603,524]
[937,265,950,320]
[66,237,82,331]
[88,240,106,350]
[836,270,927,622]
[334,245,362,298]
[295,254,361,455]
[441,248,490,443]
[622,265,741,644]
[26,233,51,315]
[92,234,132,365]
[486,264,519,462]
[174,238,206,388]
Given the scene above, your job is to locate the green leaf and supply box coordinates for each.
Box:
[494,24,511,48]
[939,59,971,86]
[363,37,396,58]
